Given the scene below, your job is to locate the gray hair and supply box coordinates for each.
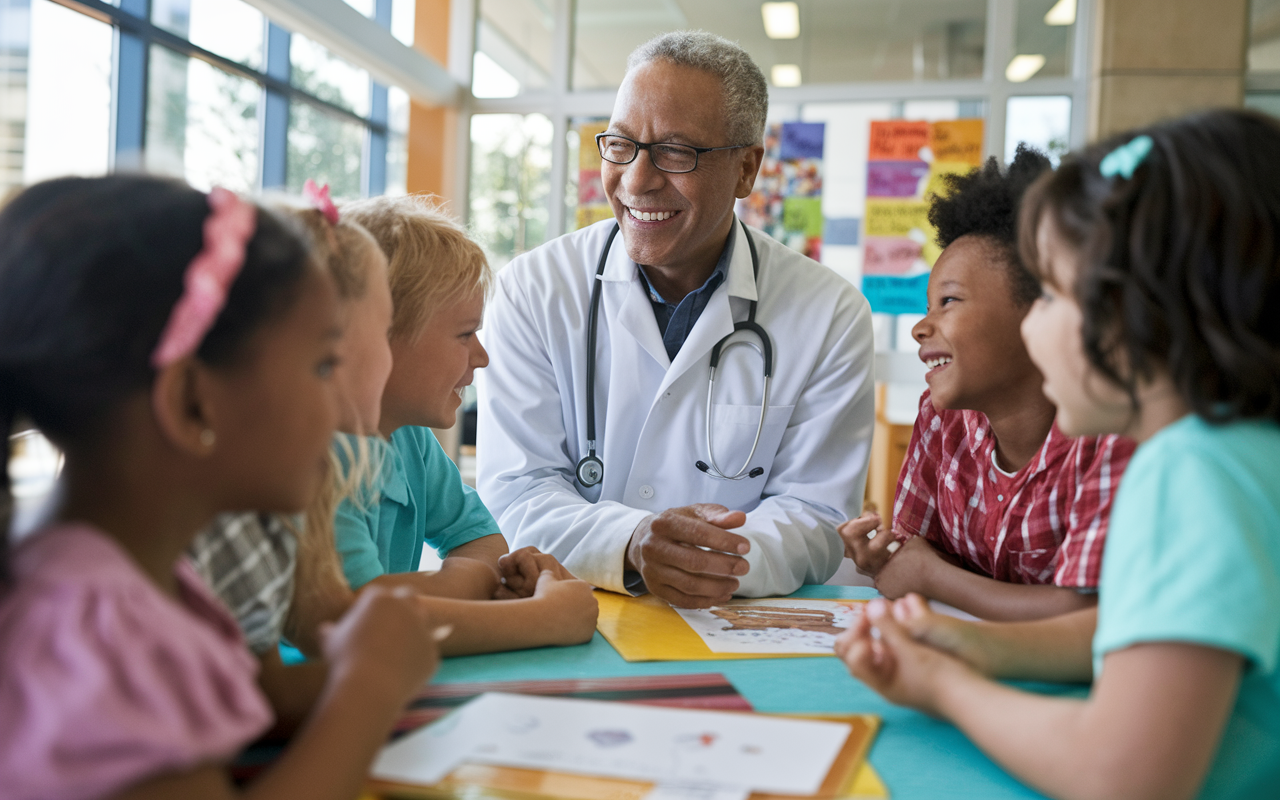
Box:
[626,30,768,146]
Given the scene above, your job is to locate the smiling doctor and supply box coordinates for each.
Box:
[477,31,875,608]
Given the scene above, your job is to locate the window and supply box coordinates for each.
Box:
[1005,95,1071,163]
[147,46,260,191]
[1013,0,1076,81]
[472,0,554,97]
[1248,0,1280,115]
[291,33,371,118]
[287,99,365,199]
[13,0,113,189]
[2,0,410,200]
[469,113,554,269]
[151,0,264,70]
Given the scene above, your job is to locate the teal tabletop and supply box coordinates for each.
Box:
[433,586,1086,800]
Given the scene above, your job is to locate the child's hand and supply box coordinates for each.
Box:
[320,586,447,703]
[497,546,577,599]
[531,569,599,645]
[872,535,942,599]
[872,593,995,675]
[839,512,900,577]
[834,597,972,715]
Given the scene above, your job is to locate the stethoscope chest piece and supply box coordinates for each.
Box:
[576,453,604,487]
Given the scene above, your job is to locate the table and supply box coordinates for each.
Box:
[433,585,1085,800]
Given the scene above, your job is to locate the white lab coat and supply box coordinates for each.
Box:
[476,217,875,596]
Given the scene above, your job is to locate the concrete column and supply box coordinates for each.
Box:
[1090,0,1249,139]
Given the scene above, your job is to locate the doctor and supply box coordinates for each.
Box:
[477,31,875,608]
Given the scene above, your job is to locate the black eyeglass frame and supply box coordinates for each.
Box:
[594,133,750,174]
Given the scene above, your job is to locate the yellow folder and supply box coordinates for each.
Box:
[594,590,867,662]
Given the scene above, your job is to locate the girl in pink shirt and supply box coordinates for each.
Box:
[0,175,446,800]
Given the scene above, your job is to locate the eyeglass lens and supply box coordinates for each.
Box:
[598,136,699,173]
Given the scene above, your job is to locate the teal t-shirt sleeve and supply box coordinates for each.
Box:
[333,497,386,589]
[408,428,502,557]
[1095,427,1280,674]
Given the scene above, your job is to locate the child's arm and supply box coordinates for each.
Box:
[255,649,329,737]
[877,537,1097,620]
[445,532,509,573]
[841,516,1096,620]
[878,593,1095,683]
[837,599,1241,800]
[112,587,446,800]
[369,569,599,655]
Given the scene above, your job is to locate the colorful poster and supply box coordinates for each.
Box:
[737,121,824,260]
[577,119,614,230]
[861,118,984,314]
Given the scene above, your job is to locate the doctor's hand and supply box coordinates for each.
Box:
[626,504,751,609]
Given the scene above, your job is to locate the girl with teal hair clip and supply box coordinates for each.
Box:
[836,108,1280,800]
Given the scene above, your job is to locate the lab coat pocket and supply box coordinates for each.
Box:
[706,402,796,480]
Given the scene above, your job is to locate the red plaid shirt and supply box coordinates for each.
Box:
[893,390,1135,588]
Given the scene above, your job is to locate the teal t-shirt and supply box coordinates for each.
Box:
[1094,415,1280,798]
[334,426,501,589]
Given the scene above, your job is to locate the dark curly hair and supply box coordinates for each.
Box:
[0,175,315,588]
[929,144,1053,306]
[1018,108,1280,425]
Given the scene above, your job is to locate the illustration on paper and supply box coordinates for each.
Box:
[674,598,863,654]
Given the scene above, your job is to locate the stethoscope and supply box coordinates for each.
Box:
[575,218,773,488]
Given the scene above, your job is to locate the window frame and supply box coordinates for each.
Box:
[46,0,397,195]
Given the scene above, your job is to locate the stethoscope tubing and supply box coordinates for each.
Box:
[577,218,772,487]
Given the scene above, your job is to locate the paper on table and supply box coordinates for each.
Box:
[372,692,852,797]
[675,599,863,654]
[371,705,475,785]
[644,784,751,800]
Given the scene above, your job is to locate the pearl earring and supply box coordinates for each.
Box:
[200,429,216,448]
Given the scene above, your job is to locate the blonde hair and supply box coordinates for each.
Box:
[341,194,493,340]
[276,205,383,301]
[270,202,387,656]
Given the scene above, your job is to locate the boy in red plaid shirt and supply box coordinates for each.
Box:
[840,146,1134,621]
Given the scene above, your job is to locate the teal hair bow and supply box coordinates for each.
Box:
[1099,135,1153,180]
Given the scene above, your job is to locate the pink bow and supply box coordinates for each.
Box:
[151,187,257,368]
[303,179,339,225]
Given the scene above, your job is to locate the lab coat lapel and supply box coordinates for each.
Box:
[656,220,758,396]
[600,228,670,370]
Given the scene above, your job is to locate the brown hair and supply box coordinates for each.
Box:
[1018,108,1280,424]
[340,194,492,340]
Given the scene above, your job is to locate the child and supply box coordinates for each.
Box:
[186,184,394,722]
[0,176,443,799]
[837,109,1280,798]
[840,146,1135,621]
[188,183,389,655]
[334,194,599,654]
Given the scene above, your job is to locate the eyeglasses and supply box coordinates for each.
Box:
[595,133,748,174]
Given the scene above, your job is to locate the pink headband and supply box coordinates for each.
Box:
[151,187,257,368]
[303,179,339,225]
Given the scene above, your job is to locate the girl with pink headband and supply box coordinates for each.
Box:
[0,175,446,800]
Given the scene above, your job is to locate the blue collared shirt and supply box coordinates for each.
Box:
[637,232,735,362]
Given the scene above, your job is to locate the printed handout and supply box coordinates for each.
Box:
[674,599,864,654]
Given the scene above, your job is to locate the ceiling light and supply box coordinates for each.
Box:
[762,2,800,39]
[1044,0,1076,26]
[1005,54,1046,83]
[771,64,801,87]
